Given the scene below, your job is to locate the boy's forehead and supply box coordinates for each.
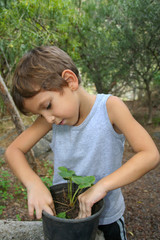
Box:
[23,92,47,112]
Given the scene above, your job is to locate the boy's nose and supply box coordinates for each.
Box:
[45,115,55,124]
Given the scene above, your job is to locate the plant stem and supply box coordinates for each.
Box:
[67,180,70,199]
[72,188,83,206]
[69,178,73,204]
[71,187,81,206]
[54,200,69,207]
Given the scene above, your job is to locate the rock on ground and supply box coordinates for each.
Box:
[0,220,44,240]
[0,220,105,240]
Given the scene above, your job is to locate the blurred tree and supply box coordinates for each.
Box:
[104,0,160,123]
[0,0,81,83]
[74,0,118,93]
[0,0,160,124]
[0,74,36,169]
[76,0,160,122]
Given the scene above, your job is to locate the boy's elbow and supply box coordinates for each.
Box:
[5,145,15,164]
[152,149,160,169]
[5,146,11,163]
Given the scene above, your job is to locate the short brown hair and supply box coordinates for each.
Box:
[12,46,81,114]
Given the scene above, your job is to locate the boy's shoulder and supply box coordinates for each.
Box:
[106,95,129,128]
[106,95,125,109]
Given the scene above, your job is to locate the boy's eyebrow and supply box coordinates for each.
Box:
[38,101,45,110]
[38,97,51,110]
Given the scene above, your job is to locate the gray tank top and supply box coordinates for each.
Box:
[50,94,125,224]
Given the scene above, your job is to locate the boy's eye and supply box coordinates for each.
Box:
[46,102,51,110]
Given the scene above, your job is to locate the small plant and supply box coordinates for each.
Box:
[0,170,11,190]
[41,176,53,189]
[57,167,95,218]
[153,116,160,126]
[16,214,21,221]
[40,160,53,189]
[0,205,6,215]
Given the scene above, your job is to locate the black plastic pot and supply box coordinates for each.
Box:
[42,183,104,240]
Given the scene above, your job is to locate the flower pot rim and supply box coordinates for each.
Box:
[42,199,104,223]
[42,183,104,223]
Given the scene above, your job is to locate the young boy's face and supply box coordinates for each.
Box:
[23,87,80,126]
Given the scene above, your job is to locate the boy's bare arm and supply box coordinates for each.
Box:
[78,96,160,218]
[5,116,55,219]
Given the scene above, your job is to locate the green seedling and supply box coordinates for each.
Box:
[58,167,75,206]
[56,212,67,218]
[58,167,95,210]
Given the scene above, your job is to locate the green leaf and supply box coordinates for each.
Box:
[56,212,67,219]
[58,167,75,180]
[72,176,95,188]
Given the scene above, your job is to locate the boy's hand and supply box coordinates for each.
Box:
[27,181,56,219]
[77,182,107,219]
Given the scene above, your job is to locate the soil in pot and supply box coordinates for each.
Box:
[42,183,104,240]
[53,186,101,219]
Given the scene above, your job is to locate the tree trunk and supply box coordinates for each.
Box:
[145,79,152,124]
[94,78,104,93]
[0,74,36,170]
[147,90,153,124]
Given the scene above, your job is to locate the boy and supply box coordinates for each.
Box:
[5,46,159,240]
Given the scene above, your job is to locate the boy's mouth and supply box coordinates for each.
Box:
[58,119,64,125]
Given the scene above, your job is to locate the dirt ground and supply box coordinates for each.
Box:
[0,101,160,240]
[123,142,160,240]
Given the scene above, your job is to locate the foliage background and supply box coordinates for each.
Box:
[0,0,160,122]
[0,1,160,239]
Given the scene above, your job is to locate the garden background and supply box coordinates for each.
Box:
[0,0,160,239]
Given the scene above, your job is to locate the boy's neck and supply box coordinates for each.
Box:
[75,87,96,126]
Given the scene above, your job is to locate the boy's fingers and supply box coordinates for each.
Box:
[79,201,85,218]
[85,206,91,217]
[49,203,56,215]
[28,204,34,219]
[77,201,91,219]
[43,202,56,216]
[36,207,42,219]
[28,201,56,219]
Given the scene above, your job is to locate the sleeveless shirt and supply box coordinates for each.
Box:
[50,94,125,225]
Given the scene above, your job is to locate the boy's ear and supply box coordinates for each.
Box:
[62,69,79,90]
